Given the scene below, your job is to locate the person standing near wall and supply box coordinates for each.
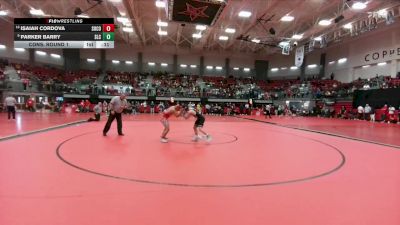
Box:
[357,105,364,120]
[150,101,155,114]
[265,104,272,119]
[4,95,17,119]
[102,100,108,114]
[364,104,372,121]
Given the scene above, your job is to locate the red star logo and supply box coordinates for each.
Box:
[179,3,209,21]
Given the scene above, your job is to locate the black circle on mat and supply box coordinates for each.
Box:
[56,131,346,188]
[168,132,238,145]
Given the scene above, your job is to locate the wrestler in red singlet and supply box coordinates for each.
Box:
[160,104,182,143]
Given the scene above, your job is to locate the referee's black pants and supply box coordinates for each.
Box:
[7,106,15,119]
[103,112,123,135]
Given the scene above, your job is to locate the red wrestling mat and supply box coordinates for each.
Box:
[0,112,88,138]
[0,113,243,138]
[240,115,400,147]
[0,116,400,225]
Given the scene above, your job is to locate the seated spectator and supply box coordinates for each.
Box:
[26,98,35,112]
[88,102,102,122]
[158,102,165,113]
[364,104,372,121]
[150,101,155,114]
[357,105,364,120]
[398,106,400,124]
[84,100,91,113]
[339,106,347,119]
[388,106,397,123]
[381,104,388,122]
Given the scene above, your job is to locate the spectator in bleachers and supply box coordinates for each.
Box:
[23,79,29,91]
[363,83,370,90]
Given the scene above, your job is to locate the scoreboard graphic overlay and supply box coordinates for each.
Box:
[14,18,115,49]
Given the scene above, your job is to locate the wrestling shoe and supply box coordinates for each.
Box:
[192,135,200,142]
[206,134,212,142]
[161,138,168,143]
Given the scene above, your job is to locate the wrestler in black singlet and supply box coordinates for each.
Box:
[194,111,205,127]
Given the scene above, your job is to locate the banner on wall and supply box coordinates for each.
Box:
[295,46,304,67]
[364,46,400,63]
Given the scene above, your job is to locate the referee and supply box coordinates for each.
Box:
[103,94,127,136]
